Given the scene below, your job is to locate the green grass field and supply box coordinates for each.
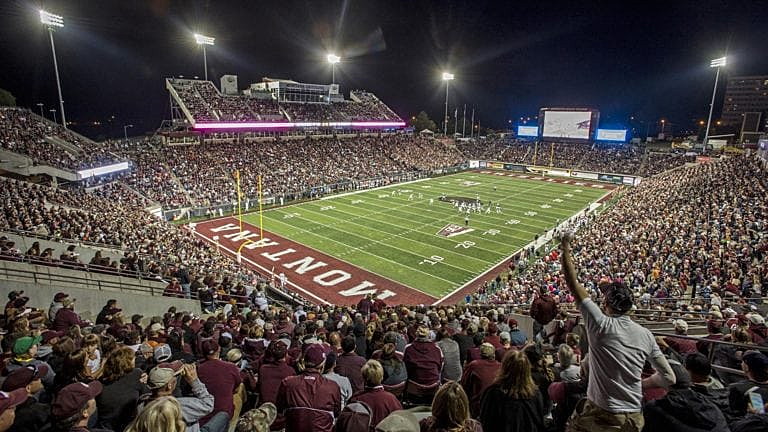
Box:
[241,172,607,298]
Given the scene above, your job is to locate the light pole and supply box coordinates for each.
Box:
[40,10,67,129]
[194,33,215,81]
[36,103,44,118]
[123,124,134,143]
[660,119,666,136]
[442,72,454,136]
[703,56,726,154]
[327,54,340,84]
[49,109,57,124]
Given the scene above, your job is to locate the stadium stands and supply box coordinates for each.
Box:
[1,124,766,431]
[167,78,404,124]
[0,108,125,171]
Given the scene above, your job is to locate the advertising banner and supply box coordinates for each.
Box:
[598,174,624,184]
[479,161,487,168]
[503,164,527,172]
[488,162,504,169]
[469,160,480,168]
[571,171,600,180]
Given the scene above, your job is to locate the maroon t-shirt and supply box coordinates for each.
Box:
[198,358,242,423]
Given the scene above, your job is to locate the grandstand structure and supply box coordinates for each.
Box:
[165,77,405,135]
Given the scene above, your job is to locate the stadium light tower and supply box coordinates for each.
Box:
[442,72,454,136]
[123,124,134,143]
[703,56,726,154]
[40,10,67,129]
[194,33,215,81]
[327,54,341,84]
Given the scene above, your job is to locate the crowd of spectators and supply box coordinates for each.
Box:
[0,108,125,171]
[455,138,694,176]
[0,268,766,432]
[167,79,404,124]
[101,135,463,210]
[485,154,767,321]
[0,176,276,305]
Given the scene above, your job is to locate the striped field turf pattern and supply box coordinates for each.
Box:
[241,172,606,298]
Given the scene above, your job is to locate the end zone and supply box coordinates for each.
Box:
[188,217,437,305]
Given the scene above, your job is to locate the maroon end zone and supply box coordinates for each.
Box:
[189,217,437,306]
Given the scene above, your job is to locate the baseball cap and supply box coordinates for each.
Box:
[12,296,29,308]
[131,314,144,323]
[673,319,688,333]
[748,314,765,325]
[0,388,28,414]
[53,292,69,302]
[51,381,103,418]
[149,323,164,333]
[13,335,42,356]
[1,364,48,391]
[41,330,65,345]
[147,361,184,389]
[303,344,327,368]
[236,402,277,432]
[154,344,172,362]
[508,318,518,328]
[7,290,23,300]
[201,339,220,356]
[500,331,511,342]
[742,351,768,373]
[375,410,420,432]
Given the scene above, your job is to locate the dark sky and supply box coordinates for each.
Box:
[1,0,767,139]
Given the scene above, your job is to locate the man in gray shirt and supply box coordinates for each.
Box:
[560,233,675,432]
[436,328,462,382]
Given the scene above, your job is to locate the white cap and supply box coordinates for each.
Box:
[673,319,688,332]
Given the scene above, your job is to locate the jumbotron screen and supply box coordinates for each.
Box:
[517,125,539,137]
[542,111,592,139]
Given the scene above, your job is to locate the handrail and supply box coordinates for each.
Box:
[0,259,162,295]
[0,255,298,308]
[651,331,768,352]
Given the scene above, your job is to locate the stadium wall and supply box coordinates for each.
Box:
[0,260,200,319]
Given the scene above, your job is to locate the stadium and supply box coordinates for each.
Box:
[0,2,767,432]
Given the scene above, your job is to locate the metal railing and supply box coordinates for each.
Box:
[0,259,164,295]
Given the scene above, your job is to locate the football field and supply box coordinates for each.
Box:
[238,171,608,299]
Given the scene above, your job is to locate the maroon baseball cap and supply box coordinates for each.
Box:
[303,344,327,368]
[508,318,519,327]
[0,388,27,414]
[42,330,65,344]
[2,364,49,391]
[52,381,103,419]
[201,339,220,356]
[53,292,69,302]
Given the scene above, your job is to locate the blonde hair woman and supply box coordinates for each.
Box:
[125,396,185,432]
[479,350,545,432]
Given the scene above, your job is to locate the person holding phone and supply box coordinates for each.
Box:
[727,350,768,416]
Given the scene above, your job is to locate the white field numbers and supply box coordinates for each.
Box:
[455,241,475,249]
[419,255,444,265]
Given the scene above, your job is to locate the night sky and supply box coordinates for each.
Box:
[1,0,767,139]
